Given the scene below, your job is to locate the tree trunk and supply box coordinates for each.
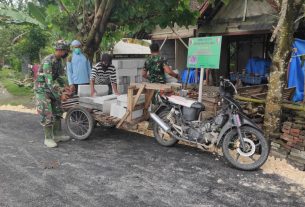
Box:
[263,0,303,138]
[82,0,115,62]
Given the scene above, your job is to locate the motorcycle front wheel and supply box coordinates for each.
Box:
[222,126,269,171]
[153,110,178,147]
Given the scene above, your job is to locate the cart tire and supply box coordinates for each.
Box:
[65,106,94,140]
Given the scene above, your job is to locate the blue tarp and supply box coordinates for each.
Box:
[246,58,271,77]
[288,38,305,102]
[181,68,206,84]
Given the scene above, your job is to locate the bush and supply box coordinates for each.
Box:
[8,56,22,72]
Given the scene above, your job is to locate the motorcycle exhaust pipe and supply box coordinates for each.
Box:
[150,113,171,132]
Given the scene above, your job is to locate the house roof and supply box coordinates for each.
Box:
[198,0,278,35]
[113,39,151,55]
[150,0,204,40]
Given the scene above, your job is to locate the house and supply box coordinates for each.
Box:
[151,0,305,85]
[197,0,281,82]
[150,0,203,72]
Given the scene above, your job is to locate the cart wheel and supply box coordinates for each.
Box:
[65,106,94,140]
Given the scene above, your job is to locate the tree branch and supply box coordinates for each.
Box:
[270,0,288,42]
[95,0,101,15]
[84,0,115,57]
[56,0,70,15]
[86,0,107,44]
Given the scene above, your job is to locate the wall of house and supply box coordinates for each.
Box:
[155,40,175,68]
[175,38,188,72]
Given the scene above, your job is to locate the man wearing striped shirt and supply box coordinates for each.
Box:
[90,54,119,96]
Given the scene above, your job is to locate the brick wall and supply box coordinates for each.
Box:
[271,111,305,171]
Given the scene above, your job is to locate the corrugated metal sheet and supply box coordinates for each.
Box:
[198,0,278,35]
[213,0,277,22]
[151,24,197,40]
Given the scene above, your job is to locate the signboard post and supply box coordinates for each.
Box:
[187,36,222,102]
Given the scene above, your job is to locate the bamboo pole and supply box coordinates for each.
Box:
[235,95,305,112]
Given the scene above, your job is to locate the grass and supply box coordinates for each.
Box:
[1,79,33,96]
[0,68,33,96]
[0,68,34,107]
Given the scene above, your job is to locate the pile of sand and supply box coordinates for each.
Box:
[0,105,36,114]
[262,156,305,188]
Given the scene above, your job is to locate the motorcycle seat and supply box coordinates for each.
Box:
[167,95,198,108]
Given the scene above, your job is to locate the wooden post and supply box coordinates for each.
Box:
[144,89,155,118]
[127,87,134,122]
[198,68,204,102]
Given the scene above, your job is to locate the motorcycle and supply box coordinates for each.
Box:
[150,77,269,171]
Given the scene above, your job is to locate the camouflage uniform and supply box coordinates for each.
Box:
[144,55,168,83]
[35,54,66,126]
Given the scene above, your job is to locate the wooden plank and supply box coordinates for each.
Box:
[144,90,155,108]
[143,89,155,117]
[127,87,134,122]
[133,103,145,111]
[130,83,172,91]
[116,110,130,128]
[132,84,145,109]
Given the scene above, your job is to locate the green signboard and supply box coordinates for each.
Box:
[187,36,222,69]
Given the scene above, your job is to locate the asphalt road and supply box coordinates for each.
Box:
[0,110,304,207]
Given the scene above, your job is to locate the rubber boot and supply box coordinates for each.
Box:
[53,119,70,143]
[44,126,57,148]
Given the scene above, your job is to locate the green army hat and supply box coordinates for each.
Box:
[55,40,69,50]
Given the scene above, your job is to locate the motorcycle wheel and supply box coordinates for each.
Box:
[153,109,178,147]
[222,126,269,171]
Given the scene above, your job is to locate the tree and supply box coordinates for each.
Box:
[264,0,305,137]
[13,26,48,63]
[44,0,199,60]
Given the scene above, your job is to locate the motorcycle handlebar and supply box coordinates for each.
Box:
[219,77,238,95]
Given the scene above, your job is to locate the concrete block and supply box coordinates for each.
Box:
[103,98,118,115]
[78,85,109,97]
[117,94,145,107]
[117,68,138,77]
[110,103,143,119]
[110,103,126,118]
[112,60,123,69]
[118,60,140,69]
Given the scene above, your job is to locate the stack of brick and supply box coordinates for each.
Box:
[271,111,305,171]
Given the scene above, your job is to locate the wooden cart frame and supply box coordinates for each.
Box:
[63,83,174,140]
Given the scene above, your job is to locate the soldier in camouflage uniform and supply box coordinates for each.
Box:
[35,40,70,148]
[142,43,180,83]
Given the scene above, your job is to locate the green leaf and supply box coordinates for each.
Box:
[27,2,46,25]
[0,6,45,28]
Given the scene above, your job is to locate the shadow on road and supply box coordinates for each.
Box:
[0,110,304,207]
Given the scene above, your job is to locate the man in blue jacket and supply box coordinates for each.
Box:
[67,40,91,94]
